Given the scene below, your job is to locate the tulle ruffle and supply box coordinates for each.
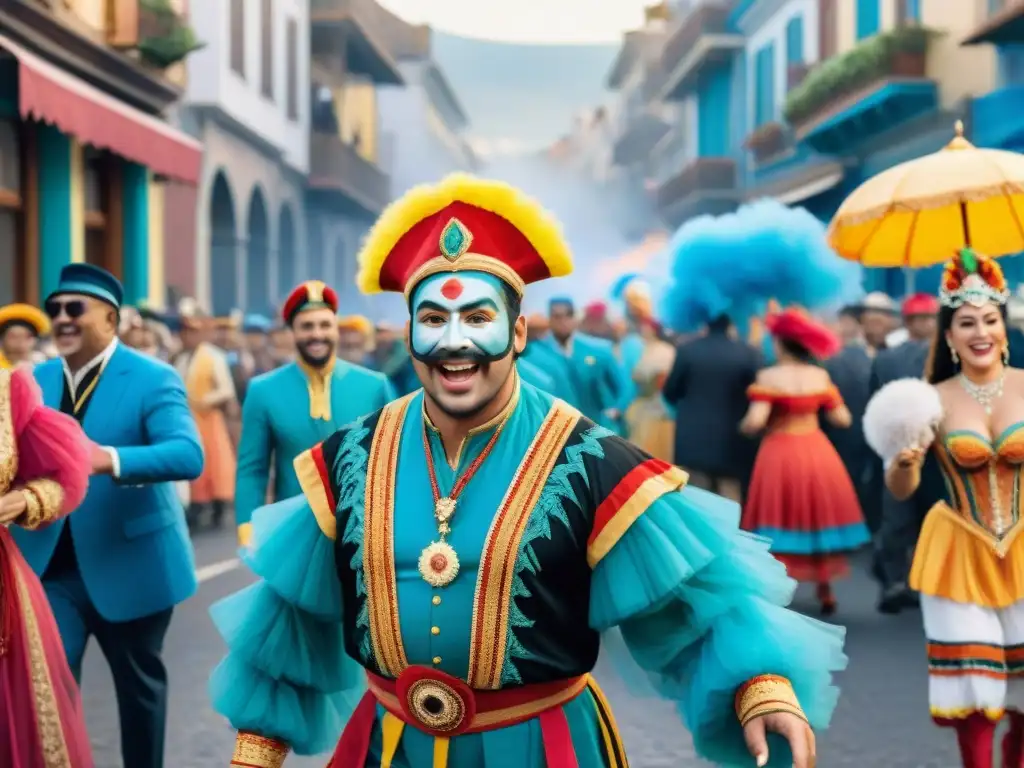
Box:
[10,367,91,515]
[590,485,847,767]
[209,495,364,755]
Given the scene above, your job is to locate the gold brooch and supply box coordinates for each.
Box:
[406,678,467,732]
[584,355,596,365]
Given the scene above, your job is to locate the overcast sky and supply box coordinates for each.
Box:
[378,0,650,43]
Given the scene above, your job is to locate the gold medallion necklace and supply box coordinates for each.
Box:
[418,416,507,588]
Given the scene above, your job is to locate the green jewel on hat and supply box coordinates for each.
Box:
[959,247,978,274]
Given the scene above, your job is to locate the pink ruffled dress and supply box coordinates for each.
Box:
[0,367,93,768]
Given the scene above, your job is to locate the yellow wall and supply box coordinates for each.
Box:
[69,139,85,264]
[836,0,857,55]
[335,82,379,163]
[922,0,996,107]
[148,177,166,308]
[69,0,106,34]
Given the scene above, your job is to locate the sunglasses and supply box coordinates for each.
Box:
[45,299,87,320]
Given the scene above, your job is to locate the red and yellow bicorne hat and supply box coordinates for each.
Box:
[356,174,574,299]
[282,280,339,324]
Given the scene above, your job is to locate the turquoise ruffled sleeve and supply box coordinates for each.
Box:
[590,485,847,767]
[208,495,365,755]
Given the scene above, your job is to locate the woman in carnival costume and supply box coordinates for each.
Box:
[0,366,94,766]
[660,200,867,614]
[875,250,1024,767]
[0,303,50,369]
[610,274,676,462]
[208,174,844,767]
[740,309,870,616]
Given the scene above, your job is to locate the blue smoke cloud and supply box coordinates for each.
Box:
[659,200,863,332]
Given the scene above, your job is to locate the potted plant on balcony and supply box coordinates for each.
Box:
[137,0,204,70]
[783,25,939,130]
[744,121,788,164]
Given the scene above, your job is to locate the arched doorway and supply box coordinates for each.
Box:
[209,170,237,316]
[246,188,270,315]
[277,205,296,304]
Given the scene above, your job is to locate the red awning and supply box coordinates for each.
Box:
[0,35,202,185]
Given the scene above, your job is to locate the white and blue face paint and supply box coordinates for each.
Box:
[410,271,514,365]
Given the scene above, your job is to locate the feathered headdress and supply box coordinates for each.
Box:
[610,272,653,320]
[765,308,841,360]
[660,200,862,332]
[939,248,1009,309]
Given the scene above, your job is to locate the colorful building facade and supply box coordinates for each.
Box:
[0,0,201,309]
[610,0,1018,299]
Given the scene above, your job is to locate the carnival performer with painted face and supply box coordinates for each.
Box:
[877,250,1024,768]
[208,174,845,768]
[740,309,870,616]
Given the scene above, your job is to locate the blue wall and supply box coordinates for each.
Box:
[37,125,73,297]
[786,16,804,64]
[753,43,776,127]
[697,63,733,156]
[856,0,880,39]
[121,162,149,305]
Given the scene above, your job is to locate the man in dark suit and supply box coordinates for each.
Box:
[663,314,761,501]
[824,306,873,518]
[14,264,204,768]
[869,292,941,614]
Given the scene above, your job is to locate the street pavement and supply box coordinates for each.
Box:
[80,530,964,767]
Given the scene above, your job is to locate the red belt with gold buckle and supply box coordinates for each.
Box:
[329,666,588,767]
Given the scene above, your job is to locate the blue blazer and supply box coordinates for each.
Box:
[536,333,631,431]
[13,344,204,622]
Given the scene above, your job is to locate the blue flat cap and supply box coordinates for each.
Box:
[49,264,123,309]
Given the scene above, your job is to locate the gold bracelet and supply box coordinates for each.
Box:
[741,704,810,727]
[18,486,45,529]
[735,674,807,726]
[231,732,289,768]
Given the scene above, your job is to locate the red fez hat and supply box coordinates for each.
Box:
[766,308,841,360]
[282,280,339,324]
[901,292,939,317]
[355,174,573,300]
[584,301,608,319]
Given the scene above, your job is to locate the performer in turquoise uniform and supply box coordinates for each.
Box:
[234,280,395,546]
[209,174,845,768]
[540,297,631,434]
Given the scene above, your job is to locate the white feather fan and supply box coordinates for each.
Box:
[863,378,943,466]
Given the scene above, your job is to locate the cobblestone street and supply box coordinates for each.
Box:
[81,534,962,767]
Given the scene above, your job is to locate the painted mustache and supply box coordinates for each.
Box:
[413,344,508,366]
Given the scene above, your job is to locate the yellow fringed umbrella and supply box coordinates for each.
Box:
[828,121,1024,267]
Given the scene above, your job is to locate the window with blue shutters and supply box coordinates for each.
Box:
[786,16,804,64]
[905,0,921,22]
[999,44,1024,86]
[856,0,880,40]
[754,44,775,127]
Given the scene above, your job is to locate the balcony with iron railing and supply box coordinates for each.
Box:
[307,130,391,216]
[659,2,742,100]
[655,156,739,226]
[310,0,403,85]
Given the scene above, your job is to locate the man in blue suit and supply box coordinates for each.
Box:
[13,264,203,768]
[234,280,395,547]
[538,297,632,432]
